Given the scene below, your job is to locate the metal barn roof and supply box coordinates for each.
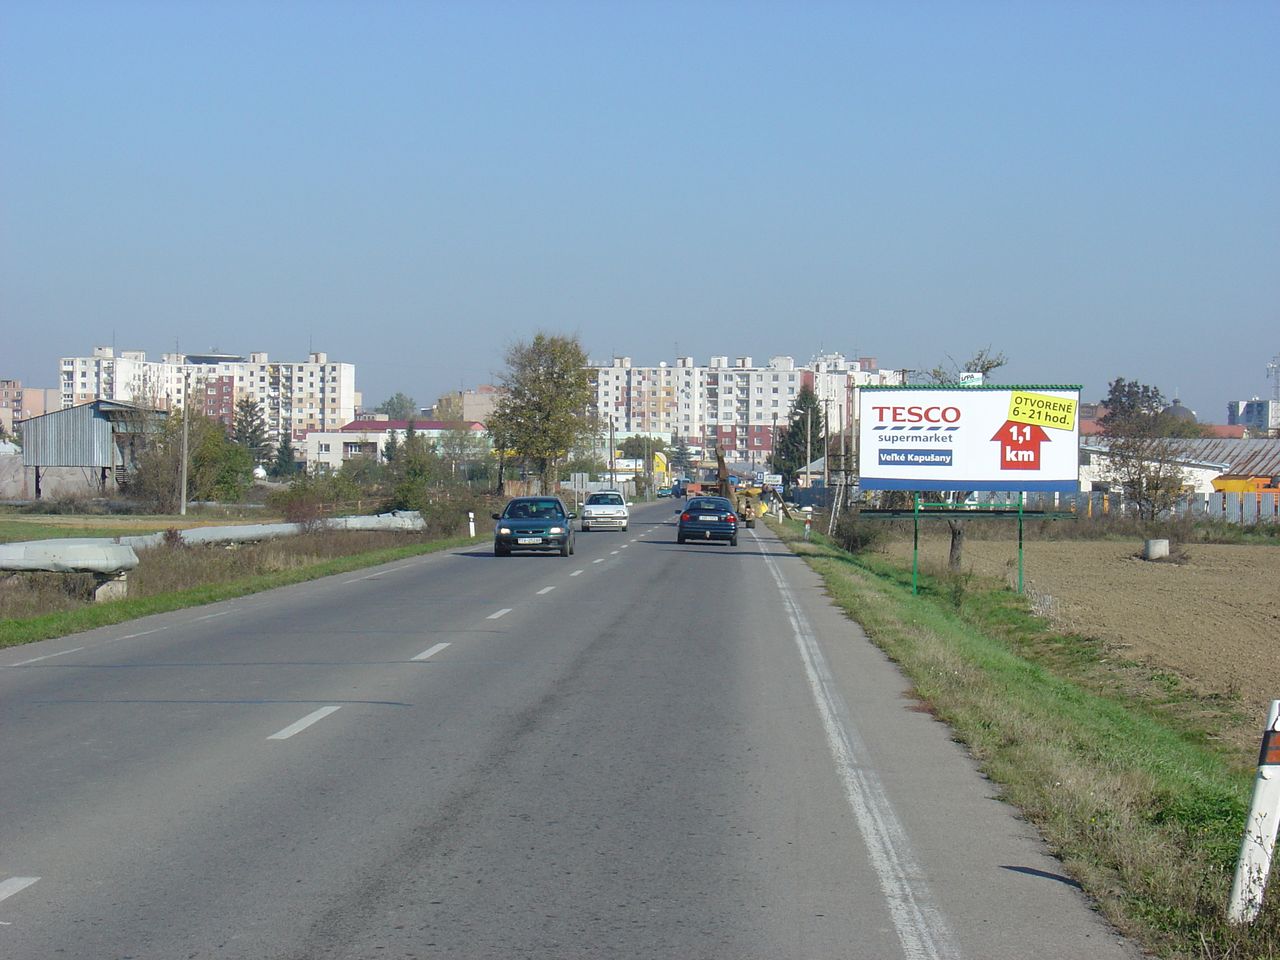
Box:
[20,401,168,468]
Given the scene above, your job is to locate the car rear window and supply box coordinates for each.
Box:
[688,499,727,512]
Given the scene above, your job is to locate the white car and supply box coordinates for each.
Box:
[580,491,630,531]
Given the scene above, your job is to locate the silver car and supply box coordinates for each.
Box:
[580,491,630,531]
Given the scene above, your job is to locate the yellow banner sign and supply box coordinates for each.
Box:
[1007,390,1077,431]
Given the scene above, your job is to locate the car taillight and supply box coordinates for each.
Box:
[727,513,737,523]
[681,513,691,522]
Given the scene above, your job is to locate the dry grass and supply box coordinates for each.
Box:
[0,530,424,620]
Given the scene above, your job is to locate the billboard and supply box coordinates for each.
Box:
[858,385,1081,492]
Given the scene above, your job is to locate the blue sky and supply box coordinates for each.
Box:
[3,1,1277,419]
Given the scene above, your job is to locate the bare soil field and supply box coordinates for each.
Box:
[885,535,1280,737]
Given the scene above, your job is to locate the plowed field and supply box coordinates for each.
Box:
[886,536,1280,735]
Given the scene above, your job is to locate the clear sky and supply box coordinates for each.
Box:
[3,1,1277,420]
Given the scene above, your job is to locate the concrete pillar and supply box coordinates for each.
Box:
[93,571,129,602]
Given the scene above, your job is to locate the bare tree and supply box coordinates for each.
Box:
[925,347,1009,571]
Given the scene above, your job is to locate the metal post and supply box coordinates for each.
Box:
[1017,491,1025,594]
[912,495,920,595]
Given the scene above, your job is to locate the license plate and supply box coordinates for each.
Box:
[517,537,542,544]
[698,515,718,521]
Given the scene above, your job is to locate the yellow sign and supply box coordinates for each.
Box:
[1007,390,1077,431]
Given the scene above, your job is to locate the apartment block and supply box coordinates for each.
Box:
[0,379,60,435]
[1228,398,1280,436]
[588,353,904,466]
[59,347,360,443]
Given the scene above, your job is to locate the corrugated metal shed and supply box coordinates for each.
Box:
[1084,438,1280,478]
[1176,439,1280,479]
[20,401,167,468]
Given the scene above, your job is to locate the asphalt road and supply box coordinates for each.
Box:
[0,501,1142,959]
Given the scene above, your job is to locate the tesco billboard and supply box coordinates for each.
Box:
[857,385,1081,492]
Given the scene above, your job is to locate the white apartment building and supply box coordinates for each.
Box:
[60,347,359,442]
[588,353,904,466]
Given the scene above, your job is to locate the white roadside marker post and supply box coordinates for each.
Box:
[1229,700,1280,924]
[468,511,476,538]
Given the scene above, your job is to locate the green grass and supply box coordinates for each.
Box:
[0,534,476,649]
[770,518,1280,959]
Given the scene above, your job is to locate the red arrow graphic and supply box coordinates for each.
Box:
[992,420,1050,470]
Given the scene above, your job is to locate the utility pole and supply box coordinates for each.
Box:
[179,368,189,516]
[822,397,831,490]
[609,417,616,490]
[805,409,811,491]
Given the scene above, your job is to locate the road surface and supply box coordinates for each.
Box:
[0,501,1140,958]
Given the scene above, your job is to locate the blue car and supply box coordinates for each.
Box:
[493,497,577,556]
[676,496,739,547]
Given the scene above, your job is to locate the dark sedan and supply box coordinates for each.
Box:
[676,496,739,546]
[493,497,577,556]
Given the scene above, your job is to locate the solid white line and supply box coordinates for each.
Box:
[487,608,512,619]
[570,569,584,577]
[196,610,231,621]
[412,642,451,661]
[267,705,342,740]
[12,647,85,666]
[759,536,959,960]
[343,572,383,584]
[0,877,40,903]
[537,586,556,595]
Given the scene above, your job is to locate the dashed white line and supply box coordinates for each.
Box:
[487,608,512,620]
[592,558,605,564]
[267,705,342,740]
[0,877,40,903]
[118,628,162,640]
[537,586,556,595]
[570,569,584,576]
[610,550,620,555]
[12,647,85,666]
[620,544,629,549]
[412,642,451,661]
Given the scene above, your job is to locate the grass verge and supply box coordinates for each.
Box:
[769,517,1279,959]
[0,534,476,649]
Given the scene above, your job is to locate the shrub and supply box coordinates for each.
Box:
[832,513,888,554]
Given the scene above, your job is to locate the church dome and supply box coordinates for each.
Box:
[1163,399,1197,423]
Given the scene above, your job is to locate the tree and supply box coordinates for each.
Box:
[925,348,1009,571]
[130,411,253,510]
[375,392,418,421]
[433,393,464,423]
[619,436,666,460]
[491,333,595,494]
[438,425,485,482]
[382,431,400,464]
[232,397,272,464]
[669,433,693,475]
[769,385,825,485]
[271,434,298,479]
[1098,378,1191,520]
